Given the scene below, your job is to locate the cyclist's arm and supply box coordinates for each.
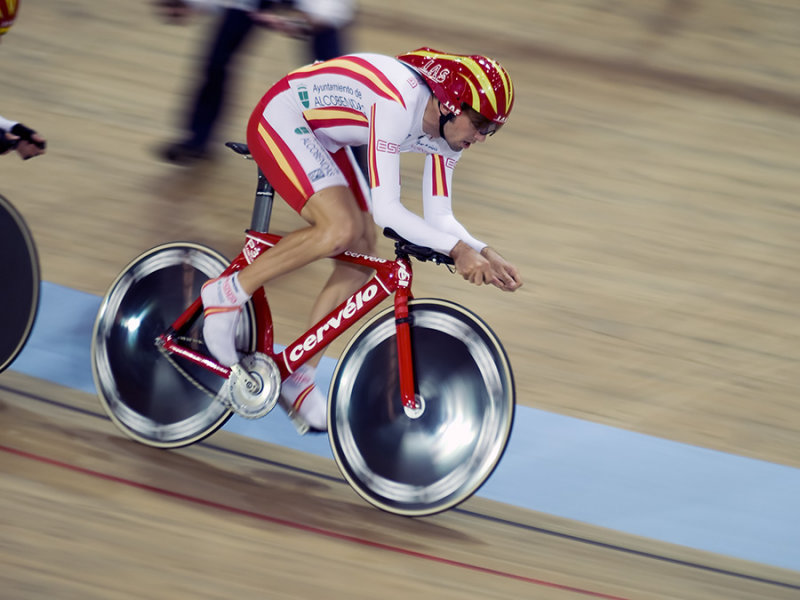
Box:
[0,116,46,158]
[421,153,487,252]
[368,103,461,254]
[0,115,16,131]
[1,115,18,154]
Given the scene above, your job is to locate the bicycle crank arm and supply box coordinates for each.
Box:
[223,354,282,419]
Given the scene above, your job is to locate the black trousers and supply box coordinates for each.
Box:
[183,8,345,151]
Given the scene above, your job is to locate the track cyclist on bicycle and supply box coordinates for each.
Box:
[1,0,47,160]
[201,48,522,431]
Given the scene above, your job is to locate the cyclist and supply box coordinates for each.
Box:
[0,0,16,37]
[201,48,522,431]
[1,0,47,159]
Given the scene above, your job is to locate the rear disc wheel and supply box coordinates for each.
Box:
[91,242,256,448]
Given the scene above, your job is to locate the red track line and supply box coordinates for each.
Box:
[0,443,629,600]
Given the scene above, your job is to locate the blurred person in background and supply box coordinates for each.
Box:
[200,48,522,432]
[155,0,356,164]
[1,0,47,159]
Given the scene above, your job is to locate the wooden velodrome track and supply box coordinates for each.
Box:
[2,0,799,598]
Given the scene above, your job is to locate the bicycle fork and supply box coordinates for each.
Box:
[393,286,423,417]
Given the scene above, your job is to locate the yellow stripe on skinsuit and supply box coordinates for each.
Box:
[292,58,405,106]
[257,123,306,198]
[432,155,447,196]
[367,105,379,187]
[303,107,369,125]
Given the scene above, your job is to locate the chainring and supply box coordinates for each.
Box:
[224,352,282,419]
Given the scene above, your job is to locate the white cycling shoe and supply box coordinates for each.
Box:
[201,273,249,367]
[280,365,328,433]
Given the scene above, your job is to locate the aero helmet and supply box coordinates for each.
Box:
[397,47,514,124]
[1,0,19,35]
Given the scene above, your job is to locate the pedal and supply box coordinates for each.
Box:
[222,353,281,419]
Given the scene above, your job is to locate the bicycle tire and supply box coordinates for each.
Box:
[91,242,256,448]
[328,298,515,517]
[0,193,40,373]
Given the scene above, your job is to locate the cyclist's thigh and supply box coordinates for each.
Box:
[301,186,365,241]
[247,88,349,213]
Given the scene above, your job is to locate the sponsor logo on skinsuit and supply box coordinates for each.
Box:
[298,85,310,109]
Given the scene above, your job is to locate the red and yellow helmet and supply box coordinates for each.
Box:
[1,0,20,36]
[397,47,514,124]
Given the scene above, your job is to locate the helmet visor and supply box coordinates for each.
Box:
[463,104,502,136]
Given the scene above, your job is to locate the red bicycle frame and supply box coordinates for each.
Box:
[158,229,422,410]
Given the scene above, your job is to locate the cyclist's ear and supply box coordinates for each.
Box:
[437,101,455,118]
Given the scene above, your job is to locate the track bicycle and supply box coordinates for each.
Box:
[0,193,41,373]
[0,138,47,372]
[92,142,515,516]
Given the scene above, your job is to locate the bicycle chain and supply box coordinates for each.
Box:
[156,336,308,433]
[156,336,230,406]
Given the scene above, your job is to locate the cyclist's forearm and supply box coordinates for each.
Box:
[371,193,460,255]
[0,115,17,131]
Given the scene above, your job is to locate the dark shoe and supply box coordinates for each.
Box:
[158,142,210,165]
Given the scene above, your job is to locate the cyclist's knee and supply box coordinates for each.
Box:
[315,218,362,256]
[338,212,375,257]
[302,186,369,255]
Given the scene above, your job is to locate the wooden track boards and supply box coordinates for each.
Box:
[1,1,799,597]
[2,371,798,599]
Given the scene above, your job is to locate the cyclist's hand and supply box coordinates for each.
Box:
[450,241,495,286]
[14,134,47,160]
[1,126,46,160]
[0,131,15,155]
[480,246,522,292]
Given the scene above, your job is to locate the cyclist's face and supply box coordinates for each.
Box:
[444,108,500,152]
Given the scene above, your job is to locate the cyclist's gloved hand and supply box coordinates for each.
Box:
[11,123,46,150]
[3,123,47,160]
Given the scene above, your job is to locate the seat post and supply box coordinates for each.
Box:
[250,167,274,233]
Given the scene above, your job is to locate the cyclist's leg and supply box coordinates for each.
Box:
[305,208,375,367]
[236,184,366,295]
[278,150,375,431]
[276,230,373,433]
[203,84,371,428]
[201,184,366,368]
[236,83,369,296]
[302,146,376,369]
